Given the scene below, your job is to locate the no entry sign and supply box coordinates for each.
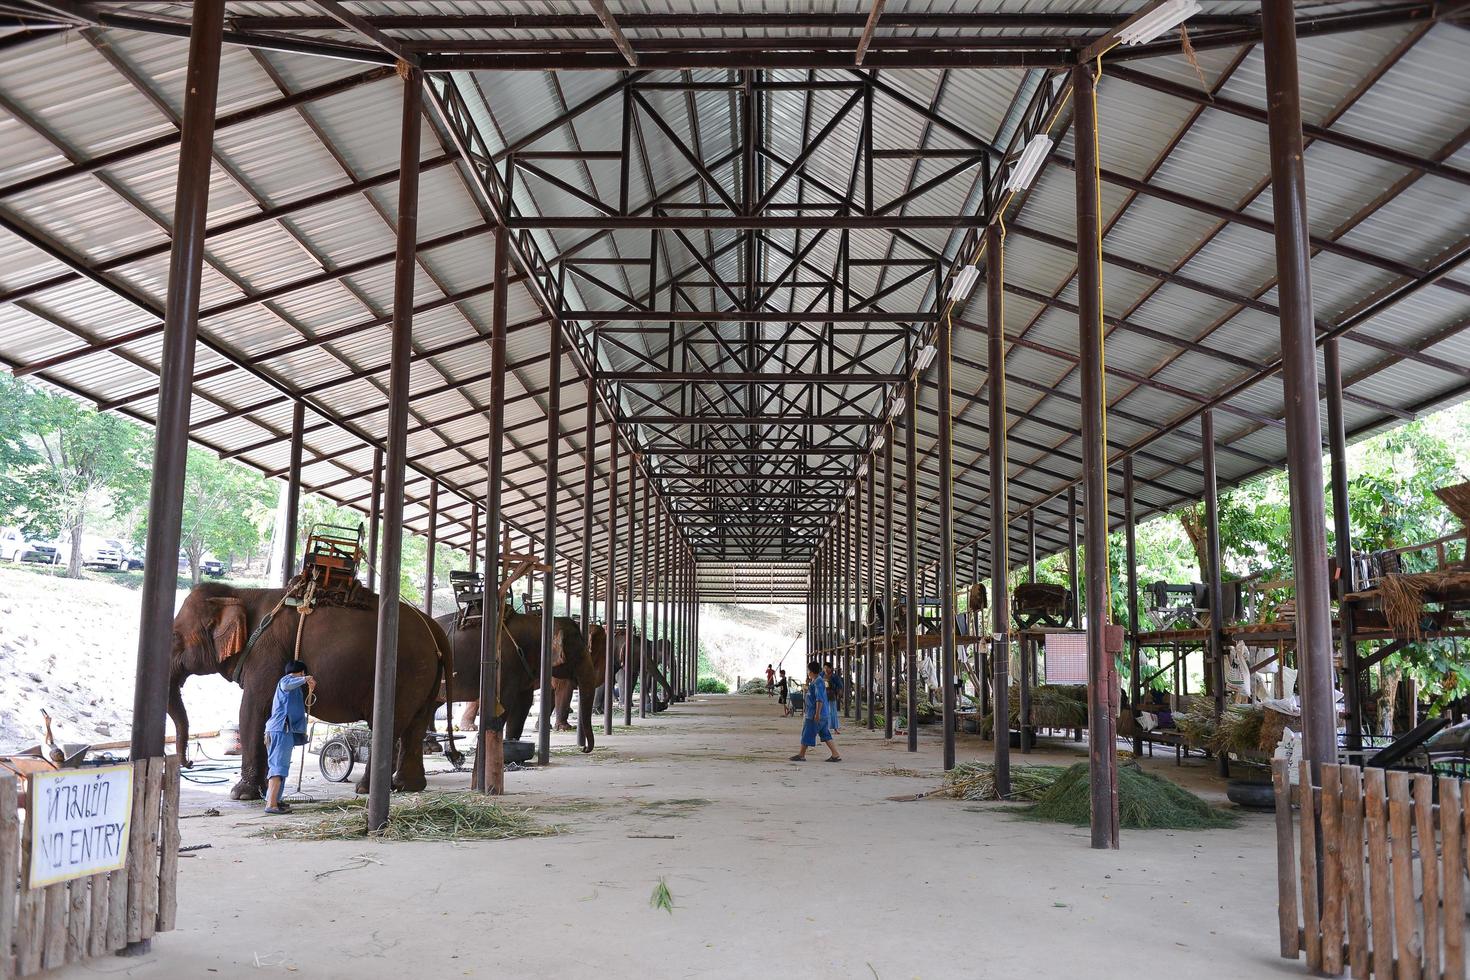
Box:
[27,764,134,888]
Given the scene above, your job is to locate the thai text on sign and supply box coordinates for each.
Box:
[27,764,133,888]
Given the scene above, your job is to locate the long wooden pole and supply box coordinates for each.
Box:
[1125,457,1142,757]
[368,68,421,833]
[639,466,651,717]
[623,453,636,727]
[1202,410,1229,778]
[476,230,508,794]
[1326,340,1361,752]
[422,481,437,616]
[987,221,1010,793]
[884,424,895,740]
[1263,0,1335,771]
[535,321,560,766]
[282,400,305,585]
[904,382,919,752]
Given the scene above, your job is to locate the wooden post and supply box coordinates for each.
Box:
[639,464,651,718]
[987,221,1010,793]
[866,456,876,729]
[367,67,421,833]
[536,318,562,764]
[604,429,619,735]
[624,455,636,728]
[904,381,919,752]
[1263,0,1335,771]
[937,306,957,770]
[1325,339,1361,753]
[423,480,438,616]
[282,400,305,585]
[476,224,508,794]
[884,422,895,740]
[367,447,382,589]
[0,779,16,978]
[1125,457,1142,756]
[1074,59,1119,850]
[1202,411,1229,778]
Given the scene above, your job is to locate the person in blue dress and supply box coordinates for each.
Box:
[824,662,844,735]
[790,661,841,762]
[264,659,315,815]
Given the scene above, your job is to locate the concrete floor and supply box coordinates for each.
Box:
[59,695,1303,979]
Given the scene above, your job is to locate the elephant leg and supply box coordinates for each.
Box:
[552,679,573,732]
[459,699,479,731]
[504,690,533,742]
[231,694,269,801]
[392,695,435,793]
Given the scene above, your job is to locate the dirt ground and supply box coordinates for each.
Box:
[54,695,1302,980]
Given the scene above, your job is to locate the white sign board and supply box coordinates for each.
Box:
[27,764,133,889]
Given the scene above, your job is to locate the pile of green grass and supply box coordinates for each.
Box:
[254,792,566,842]
[1024,762,1238,830]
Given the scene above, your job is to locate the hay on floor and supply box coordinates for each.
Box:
[254,792,565,842]
[942,761,1064,802]
[1024,762,1237,830]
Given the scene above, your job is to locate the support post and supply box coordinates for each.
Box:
[904,382,919,752]
[469,502,478,577]
[653,504,663,704]
[1326,339,1360,753]
[1067,487,1079,626]
[368,448,383,589]
[130,0,224,783]
[1263,0,1335,771]
[580,384,596,634]
[938,308,957,771]
[604,429,619,735]
[624,452,636,727]
[476,225,509,795]
[639,465,651,718]
[1202,411,1229,778]
[884,423,895,740]
[368,68,422,834]
[423,481,438,616]
[987,221,1010,794]
[536,324,561,766]
[282,400,304,585]
[866,457,876,730]
[1074,60,1119,850]
[1125,457,1142,756]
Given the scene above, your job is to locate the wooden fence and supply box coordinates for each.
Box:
[1275,758,1469,978]
[1,756,179,978]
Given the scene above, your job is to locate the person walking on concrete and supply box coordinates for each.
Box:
[765,663,776,695]
[264,659,314,815]
[777,669,790,715]
[790,661,840,762]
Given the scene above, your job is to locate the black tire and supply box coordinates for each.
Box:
[319,737,355,782]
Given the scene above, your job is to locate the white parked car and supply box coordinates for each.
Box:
[53,535,130,572]
[0,527,60,565]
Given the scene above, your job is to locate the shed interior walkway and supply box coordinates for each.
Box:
[52,694,1293,980]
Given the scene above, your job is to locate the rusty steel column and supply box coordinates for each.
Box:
[1074,60,1119,850]
[130,0,223,787]
[652,503,663,705]
[1202,411,1229,778]
[1022,506,1036,753]
[639,465,651,718]
[1263,0,1335,770]
[580,382,597,634]
[1067,487,1079,625]
[368,68,422,834]
[604,429,619,734]
[368,448,383,590]
[858,461,870,728]
[423,480,438,616]
[623,452,636,727]
[938,310,957,770]
[1326,339,1361,753]
[281,400,305,586]
[476,225,509,794]
[883,424,895,739]
[987,222,1011,794]
[904,382,919,752]
[1125,457,1142,757]
[536,324,561,766]
[469,503,479,577]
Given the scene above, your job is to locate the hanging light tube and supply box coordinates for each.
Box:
[914,343,938,372]
[1004,133,1053,193]
[1118,0,1201,46]
[947,263,980,302]
[891,395,906,419]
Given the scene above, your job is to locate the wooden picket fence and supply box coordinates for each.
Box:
[1275,758,1470,978]
[1,756,179,978]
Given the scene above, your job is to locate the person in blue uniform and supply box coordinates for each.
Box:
[264,659,315,815]
[790,661,841,762]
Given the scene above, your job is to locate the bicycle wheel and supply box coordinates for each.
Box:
[319,737,355,783]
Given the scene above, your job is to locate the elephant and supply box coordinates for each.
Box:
[436,607,596,753]
[553,623,607,747]
[169,582,451,800]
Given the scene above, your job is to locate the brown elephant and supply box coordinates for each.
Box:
[553,623,607,746]
[169,582,451,800]
[436,607,596,753]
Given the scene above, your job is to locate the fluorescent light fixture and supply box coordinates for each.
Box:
[948,264,980,302]
[1004,133,1053,193]
[874,434,885,451]
[914,343,938,372]
[1118,0,1201,46]
[858,463,869,478]
[891,395,906,418]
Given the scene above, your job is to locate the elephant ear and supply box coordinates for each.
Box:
[209,598,248,664]
[549,626,572,679]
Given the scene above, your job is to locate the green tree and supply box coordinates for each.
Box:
[177,448,276,584]
[0,375,150,576]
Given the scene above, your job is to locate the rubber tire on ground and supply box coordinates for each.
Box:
[319,737,355,782]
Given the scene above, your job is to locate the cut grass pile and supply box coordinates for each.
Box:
[253,792,566,842]
[1024,762,1238,830]
[942,761,1065,802]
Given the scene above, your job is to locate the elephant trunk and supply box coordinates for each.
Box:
[168,669,193,768]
